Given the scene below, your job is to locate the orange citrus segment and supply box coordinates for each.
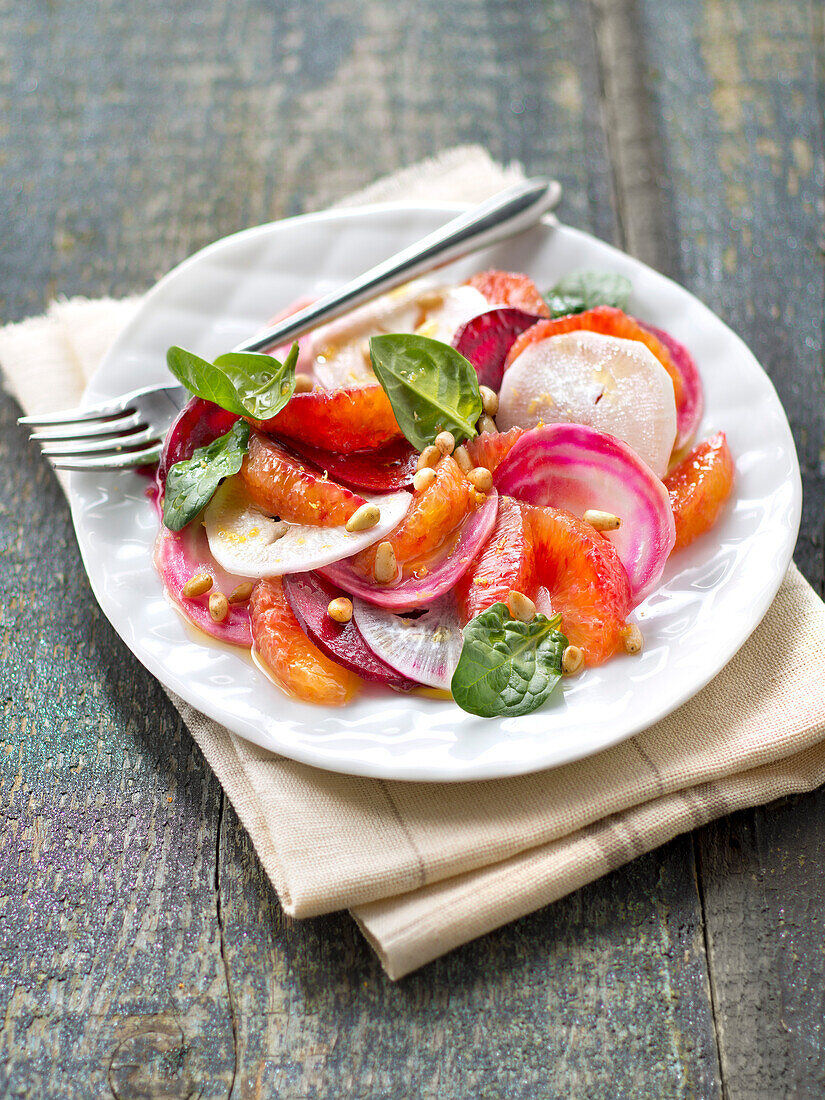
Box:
[466,270,550,317]
[664,431,734,551]
[250,577,360,706]
[463,426,524,474]
[504,305,685,409]
[456,496,534,622]
[256,384,404,453]
[240,430,365,527]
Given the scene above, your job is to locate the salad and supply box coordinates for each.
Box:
[152,268,734,718]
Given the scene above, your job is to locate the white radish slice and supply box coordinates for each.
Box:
[353,594,463,690]
[498,330,678,477]
[494,423,676,604]
[204,477,411,578]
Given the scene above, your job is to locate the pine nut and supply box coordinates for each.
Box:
[373,541,398,584]
[182,573,213,598]
[468,466,493,492]
[583,509,622,532]
[209,591,229,622]
[622,624,643,655]
[453,445,472,473]
[345,503,381,533]
[327,597,353,623]
[293,373,314,393]
[417,289,444,310]
[228,582,254,603]
[477,414,498,435]
[507,590,536,622]
[479,385,499,417]
[562,645,584,675]
[416,444,441,471]
[413,467,436,492]
[435,430,456,456]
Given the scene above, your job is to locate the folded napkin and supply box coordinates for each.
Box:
[4,146,825,980]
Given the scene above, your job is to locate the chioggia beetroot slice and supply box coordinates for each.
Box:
[352,594,463,690]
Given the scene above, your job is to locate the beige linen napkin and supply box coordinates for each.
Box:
[4,147,825,981]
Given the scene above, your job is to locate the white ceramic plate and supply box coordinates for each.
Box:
[68,203,801,781]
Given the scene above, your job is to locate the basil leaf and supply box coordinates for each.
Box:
[450,602,567,718]
[369,333,483,451]
[162,420,250,531]
[544,270,632,318]
[167,343,299,419]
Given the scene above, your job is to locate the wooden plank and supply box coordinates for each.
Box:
[636,0,825,1094]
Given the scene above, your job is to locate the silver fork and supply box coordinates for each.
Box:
[19,177,561,472]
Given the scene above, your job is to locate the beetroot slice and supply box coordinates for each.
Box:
[636,320,704,451]
[283,436,418,491]
[282,572,416,691]
[318,490,500,612]
[452,308,542,390]
[158,397,239,486]
[153,522,252,646]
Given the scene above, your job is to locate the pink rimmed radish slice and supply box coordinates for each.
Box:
[203,476,411,578]
[451,307,542,390]
[494,423,676,603]
[282,436,418,492]
[158,397,239,486]
[153,521,253,645]
[497,330,677,477]
[352,594,463,691]
[636,320,704,451]
[318,490,499,612]
[282,572,416,691]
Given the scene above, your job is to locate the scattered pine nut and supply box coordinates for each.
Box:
[345,503,381,533]
[479,385,499,417]
[416,444,441,471]
[435,430,456,456]
[228,581,255,604]
[416,289,444,310]
[562,645,584,675]
[374,541,398,584]
[468,466,493,492]
[477,414,498,435]
[622,624,644,655]
[583,509,622,532]
[453,445,472,473]
[182,573,213,599]
[413,467,437,492]
[209,591,229,623]
[293,373,314,393]
[327,597,353,624]
[507,590,536,622]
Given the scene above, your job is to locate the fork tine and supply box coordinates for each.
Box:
[18,398,127,427]
[49,444,163,472]
[37,426,162,457]
[28,410,142,442]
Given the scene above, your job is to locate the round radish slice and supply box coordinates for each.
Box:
[282,572,416,691]
[283,436,417,491]
[494,423,676,603]
[497,330,678,477]
[637,320,704,451]
[204,477,411,578]
[452,307,542,390]
[153,521,252,645]
[318,490,499,612]
[353,594,463,690]
[158,397,239,486]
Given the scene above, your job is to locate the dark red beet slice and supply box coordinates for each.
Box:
[282,572,417,691]
[158,397,239,486]
[452,307,542,391]
[282,436,418,491]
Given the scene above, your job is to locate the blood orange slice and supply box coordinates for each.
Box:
[456,496,534,622]
[257,385,403,453]
[463,427,524,474]
[664,431,734,551]
[466,270,550,317]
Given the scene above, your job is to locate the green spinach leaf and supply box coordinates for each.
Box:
[544,270,632,318]
[167,343,299,419]
[369,333,483,451]
[162,419,250,531]
[450,602,567,718]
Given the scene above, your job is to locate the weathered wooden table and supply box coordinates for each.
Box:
[2,1,823,1096]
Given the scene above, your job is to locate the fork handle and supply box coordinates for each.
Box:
[233,177,561,355]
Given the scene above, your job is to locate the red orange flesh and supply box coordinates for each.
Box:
[466,270,550,317]
[664,431,734,551]
[256,384,403,453]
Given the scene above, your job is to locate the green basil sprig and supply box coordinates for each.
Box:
[167,343,299,419]
[369,333,483,451]
[162,420,250,531]
[544,270,632,318]
[450,602,567,718]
